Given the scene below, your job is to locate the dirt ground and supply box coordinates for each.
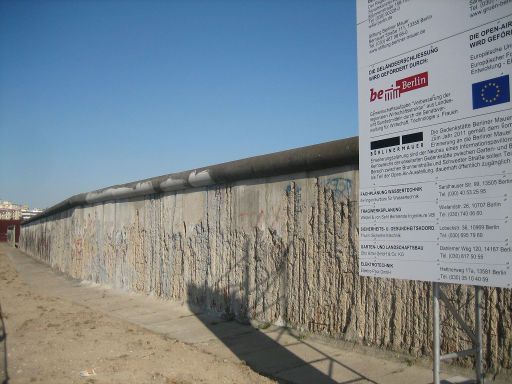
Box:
[0,246,275,384]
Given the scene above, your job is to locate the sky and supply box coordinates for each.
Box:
[0,0,358,209]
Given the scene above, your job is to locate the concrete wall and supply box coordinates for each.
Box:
[20,150,512,373]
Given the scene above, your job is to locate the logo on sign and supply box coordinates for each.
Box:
[370,72,429,102]
[472,75,510,109]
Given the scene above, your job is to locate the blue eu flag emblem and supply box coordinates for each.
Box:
[472,75,510,109]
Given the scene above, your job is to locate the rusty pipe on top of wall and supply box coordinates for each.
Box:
[23,136,359,225]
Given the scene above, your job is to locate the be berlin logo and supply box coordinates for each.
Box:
[369,72,429,103]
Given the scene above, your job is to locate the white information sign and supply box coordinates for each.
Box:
[357,0,512,288]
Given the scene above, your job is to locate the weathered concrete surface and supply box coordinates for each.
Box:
[20,165,512,374]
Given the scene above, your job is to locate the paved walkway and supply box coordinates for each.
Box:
[5,246,490,384]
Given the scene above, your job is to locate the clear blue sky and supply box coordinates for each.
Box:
[0,0,357,209]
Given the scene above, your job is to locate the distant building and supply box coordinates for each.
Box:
[0,200,44,242]
[0,202,22,220]
[21,207,43,220]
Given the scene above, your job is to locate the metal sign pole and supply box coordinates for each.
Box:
[433,282,440,384]
[475,286,483,384]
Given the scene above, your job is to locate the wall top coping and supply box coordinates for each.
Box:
[23,136,359,225]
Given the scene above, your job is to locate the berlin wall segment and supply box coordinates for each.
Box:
[19,141,511,372]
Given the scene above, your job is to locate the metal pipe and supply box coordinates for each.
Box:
[475,285,484,384]
[433,282,440,384]
[441,348,476,361]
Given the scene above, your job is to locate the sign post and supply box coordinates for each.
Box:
[356,1,512,382]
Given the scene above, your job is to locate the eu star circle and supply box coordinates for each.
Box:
[480,82,501,103]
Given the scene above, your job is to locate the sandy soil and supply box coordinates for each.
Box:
[0,246,274,384]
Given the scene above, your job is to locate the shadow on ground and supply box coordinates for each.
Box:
[185,281,379,383]
[183,235,381,384]
[188,301,379,383]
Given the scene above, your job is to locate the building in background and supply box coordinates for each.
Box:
[0,200,43,243]
[21,207,43,220]
[0,201,22,220]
